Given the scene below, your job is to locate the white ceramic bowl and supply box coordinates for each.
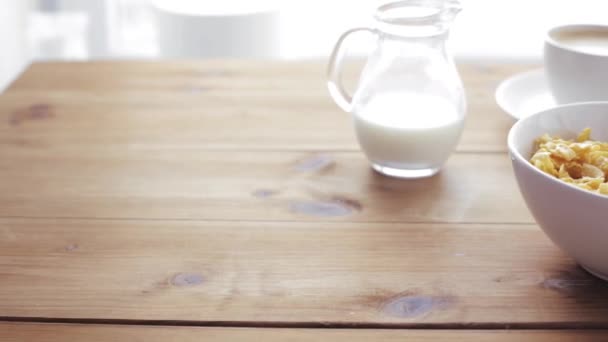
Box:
[508,102,608,280]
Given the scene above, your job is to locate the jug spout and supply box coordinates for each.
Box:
[442,0,462,23]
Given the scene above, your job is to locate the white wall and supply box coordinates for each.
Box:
[58,0,110,57]
[4,0,608,85]
[0,0,30,91]
[452,0,608,61]
[280,0,608,60]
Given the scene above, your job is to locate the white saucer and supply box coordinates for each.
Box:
[495,68,556,120]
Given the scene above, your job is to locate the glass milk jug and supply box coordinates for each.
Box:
[328,0,465,179]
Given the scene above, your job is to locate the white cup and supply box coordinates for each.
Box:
[544,24,608,104]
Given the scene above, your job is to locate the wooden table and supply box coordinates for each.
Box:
[1,61,607,341]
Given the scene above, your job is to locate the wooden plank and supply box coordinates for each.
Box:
[0,149,533,223]
[1,324,607,342]
[0,61,521,152]
[1,218,608,325]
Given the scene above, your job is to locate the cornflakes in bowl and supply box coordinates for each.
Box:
[530,128,608,195]
[508,102,608,281]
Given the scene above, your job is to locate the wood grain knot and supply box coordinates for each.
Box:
[330,195,363,212]
[290,199,359,217]
[294,154,334,173]
[540,267,608,296]
[171,273,204,287]
[381,294,454,318]
[64,243,79,252]
[10,104,54,126]
[541,277,594,294]
[252,189,278,198]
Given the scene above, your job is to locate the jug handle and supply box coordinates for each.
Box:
[327,27,377,113]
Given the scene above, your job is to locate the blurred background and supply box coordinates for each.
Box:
[2,0,607,91]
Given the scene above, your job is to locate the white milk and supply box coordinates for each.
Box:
[353,92,464,170]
